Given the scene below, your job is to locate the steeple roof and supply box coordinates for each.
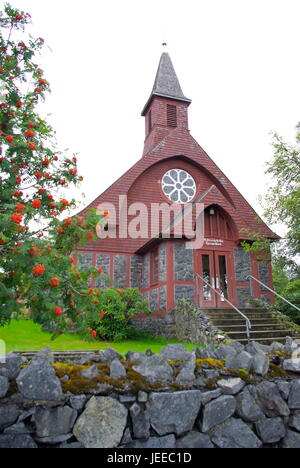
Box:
[141,52,191,115]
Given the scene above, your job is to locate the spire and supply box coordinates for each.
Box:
[141,52,191,116]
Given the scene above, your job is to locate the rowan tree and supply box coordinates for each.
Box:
[0,3,111,337]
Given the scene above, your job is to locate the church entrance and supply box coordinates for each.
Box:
[195,250,235,308]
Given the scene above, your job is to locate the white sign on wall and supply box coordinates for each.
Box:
[204,238,224,246]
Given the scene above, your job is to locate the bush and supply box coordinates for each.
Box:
[76,288,151,341]
[275,279,300,325]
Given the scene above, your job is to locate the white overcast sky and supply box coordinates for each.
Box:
[5,0,300,236]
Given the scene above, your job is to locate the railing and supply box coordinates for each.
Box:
[247,275,300,312]
[194,273,252,341]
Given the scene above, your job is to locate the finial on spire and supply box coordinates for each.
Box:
[162,42,167,47]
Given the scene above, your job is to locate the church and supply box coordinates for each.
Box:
[76,51,278,332]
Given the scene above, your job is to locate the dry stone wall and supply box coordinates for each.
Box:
[1,339,300,449]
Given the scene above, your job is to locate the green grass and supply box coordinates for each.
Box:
[0,319,199,355]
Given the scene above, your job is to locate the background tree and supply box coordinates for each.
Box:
[242,123,300,322]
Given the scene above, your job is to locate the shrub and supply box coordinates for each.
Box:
[76,288,151,341]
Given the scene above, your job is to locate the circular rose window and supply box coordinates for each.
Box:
[161,169,196,204]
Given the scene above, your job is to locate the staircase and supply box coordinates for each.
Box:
[203,308,299,344]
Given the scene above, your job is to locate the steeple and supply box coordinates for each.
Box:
[141,52,191,116]
[142,52,191,156]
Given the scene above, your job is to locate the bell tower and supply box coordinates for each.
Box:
[141,51,191,156]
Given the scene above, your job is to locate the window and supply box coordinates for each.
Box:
[161,168,196,204]
[167,104,177,127]
[147,110,152,135]
[151,248,159,284]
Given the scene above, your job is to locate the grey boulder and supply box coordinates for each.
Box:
[133,355,173,383]
[147,390,202,436]
[16,359,62,401]
[217,378,245,395]
[73,396,127,448]
[176,431,214,448]
[255,417,286,444]
[211,418,262,449]
[288,379,300,410]
[0,376,9,398]
[201,395,236,432]
[34,406,77,438]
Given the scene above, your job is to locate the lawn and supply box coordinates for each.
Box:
[0,319,199,355]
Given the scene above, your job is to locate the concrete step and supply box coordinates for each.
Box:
[226,329,293,340]
[237,336,298,345]
[220,323,286,332]
[212,318,279,326]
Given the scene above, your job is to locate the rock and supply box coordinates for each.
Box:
[0,404,21,430]
[34,406,77,438]
[0,353,27,379]
[176,431,214,448]
[175,354,196,383]
[17,408,35,423]
[283,358,300,374]
[69,395,88,411]
[211,418,262,449]
[217,378,245,395]
[202,369,220,380]
[73,396,128,448]
[243,344,270,376]
[225,351,253,372]
[215,344,237,361]
[130,403,150,439]
[16,359,63,401]
[159,344,191,361]
[229,342,245,353]
[256,417,286,443]
[245,341,266,355]
[125,351,147,363]
[126,435,176,449]
[195,345,217,360]
[288,379,300,410]
[282,430,300,448]
[33,347,54,364]
[3,422,29,434]
[201,395,236,432]
[133,355,173,383]
[110,359,126,379]
[34,433,73,445]
[0,434,37,448]
[76,353,97,366]
[119,394,136,403]
[147,390,202,436]
[276,381,291,400]
[270,342,284,352]
[60,441,85,449]
[0,375,9,398]
[138,391,148,403]
[235,387,265,422]
[200,389,223,405]
[101,347,123,363]
[80,364,99,380]
[251,381,290,417]
[289,413,300,432]
[120,427,133,445]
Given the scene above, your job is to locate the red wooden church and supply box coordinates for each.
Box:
[76,51,278,331]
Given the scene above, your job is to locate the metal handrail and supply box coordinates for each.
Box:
[195,273,252,341]
[247,275,300,312]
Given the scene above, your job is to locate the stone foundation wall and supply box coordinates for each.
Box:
[1,339,300,449]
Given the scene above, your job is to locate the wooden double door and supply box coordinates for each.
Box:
[196,250,235,308]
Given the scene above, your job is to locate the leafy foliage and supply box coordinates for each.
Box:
[75,288,151,342]
[264,124,300,258]
[0,4,114,333]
